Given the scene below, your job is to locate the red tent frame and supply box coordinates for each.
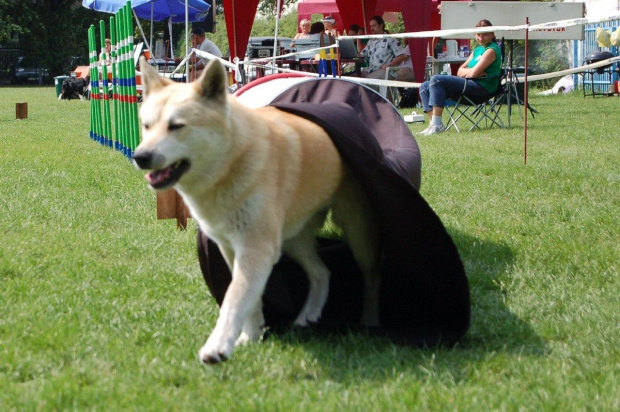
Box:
[298,0,345,33]
[221,0,442,82]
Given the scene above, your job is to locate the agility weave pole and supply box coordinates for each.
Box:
[88,26,103,145]
[88,0,140,159]
[99,20,113,148]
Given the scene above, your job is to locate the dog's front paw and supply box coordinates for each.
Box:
[198,335,235,364]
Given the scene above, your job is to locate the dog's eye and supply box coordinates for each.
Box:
[143,123,151,130]
[168,123,185,131]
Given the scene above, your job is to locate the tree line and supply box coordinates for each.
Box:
[1,0,114,79]
[0,0,301,82]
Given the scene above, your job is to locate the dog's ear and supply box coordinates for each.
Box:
[139,56,171,97]
[194,59,227,104]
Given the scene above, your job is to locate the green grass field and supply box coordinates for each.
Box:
[1,86,618,411]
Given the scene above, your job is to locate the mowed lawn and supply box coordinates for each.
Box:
[0,86,618,411]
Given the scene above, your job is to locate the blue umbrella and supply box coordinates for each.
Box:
[82,0,210,23]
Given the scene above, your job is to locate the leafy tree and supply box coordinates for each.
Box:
[257,0,298,16]
[176,5,299,57]
[0,0,36,47]
[1,0,109,81]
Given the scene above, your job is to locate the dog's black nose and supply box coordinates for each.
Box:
[132,151,153,169]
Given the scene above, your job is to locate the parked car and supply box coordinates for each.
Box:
[11,57,50,84]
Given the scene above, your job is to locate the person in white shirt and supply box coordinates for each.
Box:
[359,16,405,80]
[189,28,223,79]
[393,45,416,82]
[99,38,113,66]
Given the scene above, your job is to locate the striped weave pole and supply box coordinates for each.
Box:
[119,5,131,157]
[109,16,122,153]
[114,9,128,156]
[99,20,113,147]
[92,25,104,145]
[88,25,103,145]
[88,26,95,141]
[124,1,140,157]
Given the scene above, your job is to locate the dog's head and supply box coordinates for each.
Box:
[133,57,230,190]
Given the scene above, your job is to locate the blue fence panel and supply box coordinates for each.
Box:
[576,20,619,95]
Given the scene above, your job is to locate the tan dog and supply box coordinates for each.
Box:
[133,58,380,364]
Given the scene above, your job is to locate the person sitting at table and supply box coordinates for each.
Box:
[291,19,312,46]
[189,28,223,80]
[309,21,332,46]
[393,44,416,82]
[358,15,405,80]
[418,19,502,135]
[322,16,341,38]
[99,38,113,66]
[348,24,367,53]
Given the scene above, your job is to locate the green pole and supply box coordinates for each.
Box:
[110,16,121,152]
[100,20,113,147]
[89,25,103,145]
[88,26,95,141]
[125,2,140,155]
[117,5,129,156]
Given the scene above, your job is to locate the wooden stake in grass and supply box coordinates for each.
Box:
[15,102,28,119]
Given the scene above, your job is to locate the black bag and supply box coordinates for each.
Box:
[398,88,418,108]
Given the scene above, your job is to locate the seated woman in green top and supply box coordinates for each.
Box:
[418,19,502,135]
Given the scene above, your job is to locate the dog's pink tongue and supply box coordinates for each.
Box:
[146,168,170,185]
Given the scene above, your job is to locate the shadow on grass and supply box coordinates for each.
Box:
[266,228,548,382]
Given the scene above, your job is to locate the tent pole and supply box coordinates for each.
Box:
[186,0,189,83]
[362,0,367,33]
[169,18,174,60]
[232,0,238,59]
[523,17,529,165]
[273,0,281,65]
[133,8,152,53]
[150,3,154,54]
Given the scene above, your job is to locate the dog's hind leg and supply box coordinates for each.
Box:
[332,177,381,327]
[283,213,331,326]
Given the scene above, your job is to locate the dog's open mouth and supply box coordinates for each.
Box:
[145,159,191,189]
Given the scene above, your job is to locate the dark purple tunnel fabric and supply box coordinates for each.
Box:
[197,78,470,346]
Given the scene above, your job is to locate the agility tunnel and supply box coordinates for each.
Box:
[198,75,470,347]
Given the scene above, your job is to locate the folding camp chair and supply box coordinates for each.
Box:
[379,67,401,106]
[445,72,507,133]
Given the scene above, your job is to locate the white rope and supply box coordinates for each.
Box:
[157,14,619,89]
[515,56,620,82]
[341,13,620,41]
[193,49,237,70]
